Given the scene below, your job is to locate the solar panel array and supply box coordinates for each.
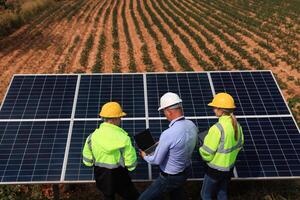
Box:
[0,71,299,184]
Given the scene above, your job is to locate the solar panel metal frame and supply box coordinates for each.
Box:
[0,70,299,185]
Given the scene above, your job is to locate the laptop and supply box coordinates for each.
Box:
[134,129,158,155]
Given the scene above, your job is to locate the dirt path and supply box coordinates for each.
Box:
[68,0,103,72]
[103,0,117,73]
[117,0,129,72]
[83,1,108,73]
[133,0,166,72]
[126,0,145,72]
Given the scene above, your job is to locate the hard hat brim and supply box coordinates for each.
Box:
[208,102,236,109]
[158,102,182,111]
[99,112,127,118]
[120,112,127,117]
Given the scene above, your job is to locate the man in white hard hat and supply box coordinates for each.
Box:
[139,92,198,200]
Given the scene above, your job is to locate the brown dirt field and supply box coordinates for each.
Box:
[146,0,202,71]
[202,0,298,56]
[158,0,232,70]
[170,0,250,70]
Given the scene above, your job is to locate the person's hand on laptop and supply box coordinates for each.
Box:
[139,149,146,158]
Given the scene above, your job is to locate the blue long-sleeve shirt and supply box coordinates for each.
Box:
[144,116,198,174]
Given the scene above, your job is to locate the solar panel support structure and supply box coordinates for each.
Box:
[61,75,81,181]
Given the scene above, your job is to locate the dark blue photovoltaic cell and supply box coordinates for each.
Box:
[0,75,77,119]
[65,120,148,181]
[236,117,300,178]
[0,121,69,182]
[75,75,145,118]
[146,73,214,117]
[211,72,289,116]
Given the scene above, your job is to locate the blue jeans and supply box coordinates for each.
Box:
[200,174,230,200]
[138,169,190,200]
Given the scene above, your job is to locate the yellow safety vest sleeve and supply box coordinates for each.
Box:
[82,134,94,166]
[199,125,221,162]
[123,137,137,171]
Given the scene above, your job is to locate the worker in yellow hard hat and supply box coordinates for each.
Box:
[82,102,139,200]
[199,93,244,200]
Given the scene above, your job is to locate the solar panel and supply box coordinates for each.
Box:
[146,73,214,117]
[210,72,290,115]
[0,121,69,182]
[75,74,145,118]
[0,75,77,119]
[235,117,300,178]
[0,71,298,184]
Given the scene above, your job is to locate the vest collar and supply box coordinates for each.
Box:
[218,115,231,123]
[100,122,126,134]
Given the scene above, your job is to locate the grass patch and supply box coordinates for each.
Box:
[0,0,56,37]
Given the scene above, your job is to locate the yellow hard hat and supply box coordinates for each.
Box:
[208,93,236,109]
[99,102,127,118]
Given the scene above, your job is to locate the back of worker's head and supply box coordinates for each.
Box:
[158,92,184,121]
[158,92,183,111]
[99,102,126,126]
[208,92,239,141]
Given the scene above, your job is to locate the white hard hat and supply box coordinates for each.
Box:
[158,92,182,111]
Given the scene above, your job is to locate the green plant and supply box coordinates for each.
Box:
[79,34,94,68]
[287,76,295,81]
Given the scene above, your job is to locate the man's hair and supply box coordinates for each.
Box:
[103,118,116,122]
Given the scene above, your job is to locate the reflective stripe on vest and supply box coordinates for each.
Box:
[87,134,95,162]
[207,162,235,171]
[119,148,125,167]
[215,123,243,154]
[94,162,121,169]
[202,144,216,155]
[83,156,93,163]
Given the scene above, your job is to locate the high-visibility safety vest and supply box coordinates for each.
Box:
[199,115,244,171]
[82,122,137,171]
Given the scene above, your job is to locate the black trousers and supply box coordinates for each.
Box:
[94,166,139,200]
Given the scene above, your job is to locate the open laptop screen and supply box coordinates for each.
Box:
[133,129,156,151]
